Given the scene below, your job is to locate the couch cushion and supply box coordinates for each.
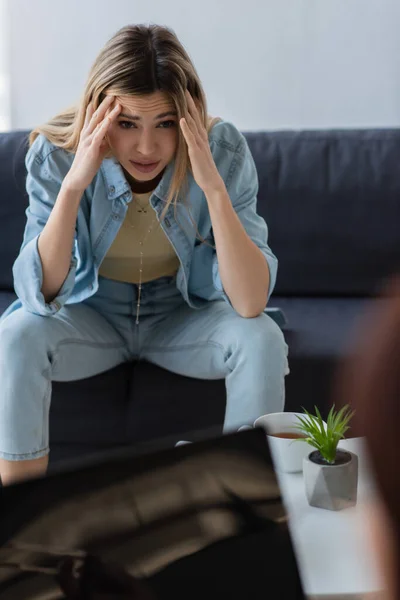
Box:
[50,362,132,446]
[246,129,400,296]
[49,360,225,448]
[127,361,226,443]
[269,296,374,416]
[269,296,372,357]
[0,291,17,316]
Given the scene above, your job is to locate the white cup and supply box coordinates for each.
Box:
[254,412,312,473]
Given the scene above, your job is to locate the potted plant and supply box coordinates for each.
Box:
[296,405,357,511]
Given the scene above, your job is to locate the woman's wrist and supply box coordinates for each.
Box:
[62,175,85,195]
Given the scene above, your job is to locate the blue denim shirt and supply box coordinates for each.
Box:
[2,120,280,322]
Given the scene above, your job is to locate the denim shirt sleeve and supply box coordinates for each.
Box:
[212,133,278,307]
[12,136,77,317]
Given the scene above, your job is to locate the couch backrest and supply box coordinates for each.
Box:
[0,130,30,291]
[245,129,400,296]
[2,128,400,296]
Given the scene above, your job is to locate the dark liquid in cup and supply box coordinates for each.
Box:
[270,432,307,439]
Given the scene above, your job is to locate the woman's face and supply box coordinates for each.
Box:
[106,90,179,183]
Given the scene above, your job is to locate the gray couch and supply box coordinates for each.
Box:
[1,128,400,464]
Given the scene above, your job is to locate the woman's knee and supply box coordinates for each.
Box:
[226,313,289,371]
[0,309,50,357]
[232,313,286,349]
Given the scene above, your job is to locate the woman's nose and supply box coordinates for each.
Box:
[136,131,156,156]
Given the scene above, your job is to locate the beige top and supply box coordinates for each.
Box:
[98,191,180,283]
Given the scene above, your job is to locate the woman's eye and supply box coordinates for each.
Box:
[117,120,176,130]
[118,121,135,129]
[157,120,176,129]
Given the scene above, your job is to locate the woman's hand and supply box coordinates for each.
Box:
[180,90,225,195]
[64,96,121,192]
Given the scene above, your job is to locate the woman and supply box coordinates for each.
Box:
[335,276,400,599]
[0,24,288,485]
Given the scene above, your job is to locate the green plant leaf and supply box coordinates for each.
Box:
[295,405,355,463]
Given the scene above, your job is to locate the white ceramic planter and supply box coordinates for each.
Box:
[303,449,358,511]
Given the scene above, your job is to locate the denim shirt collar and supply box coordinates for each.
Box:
[100,156,175,205]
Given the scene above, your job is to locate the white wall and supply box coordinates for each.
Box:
[5,0,400,131]
[0,0,10,130]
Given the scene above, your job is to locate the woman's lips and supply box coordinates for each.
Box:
[129,160,160,173]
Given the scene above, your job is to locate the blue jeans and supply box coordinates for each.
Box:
[0,276,289,460]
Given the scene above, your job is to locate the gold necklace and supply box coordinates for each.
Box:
[134,196,151,214]
[126,200,158,325]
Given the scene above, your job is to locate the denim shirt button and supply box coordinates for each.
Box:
[109,185,115,194]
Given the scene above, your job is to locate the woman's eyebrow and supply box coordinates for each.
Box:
[118,111,178,121]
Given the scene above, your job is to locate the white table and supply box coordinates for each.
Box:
[276,438,384,599]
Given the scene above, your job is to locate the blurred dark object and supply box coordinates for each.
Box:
[2,129,400,462]
[333,274,400,596]
[0,429,305,599]
[57,554,155,599]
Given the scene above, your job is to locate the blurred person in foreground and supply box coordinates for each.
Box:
[335,275,400,600]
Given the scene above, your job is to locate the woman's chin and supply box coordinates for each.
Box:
[122,163,166,192]
[127,164,164,182]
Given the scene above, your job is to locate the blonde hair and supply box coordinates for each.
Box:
[29,24,221,222]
